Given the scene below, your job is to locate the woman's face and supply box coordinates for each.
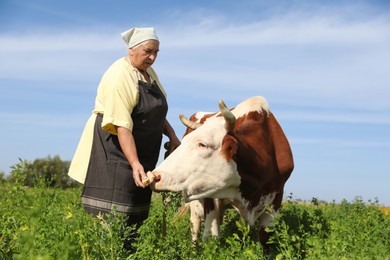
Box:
[130,40,159,72]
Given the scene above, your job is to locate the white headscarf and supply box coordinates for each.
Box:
[121,27,159,48]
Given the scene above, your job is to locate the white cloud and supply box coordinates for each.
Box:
[159,11,390,48]
[0,31,120,52]
[0,112,89,130]
[1,4,389,122]
[279,109,390,125]
[291,137,390,148]
[1,7,389,51]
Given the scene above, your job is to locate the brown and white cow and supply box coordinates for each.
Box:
[151,96,294,244]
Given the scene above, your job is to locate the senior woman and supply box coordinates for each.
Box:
[68,27,180,249]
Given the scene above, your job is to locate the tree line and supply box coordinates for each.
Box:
[1,156,80,188]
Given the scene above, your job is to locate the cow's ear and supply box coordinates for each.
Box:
[222,135,238,161]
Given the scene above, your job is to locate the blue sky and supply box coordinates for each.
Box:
[1,0,389,205]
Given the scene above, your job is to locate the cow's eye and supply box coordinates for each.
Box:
[198,142,208,148]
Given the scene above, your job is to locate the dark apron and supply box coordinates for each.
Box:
[81,80,167,225]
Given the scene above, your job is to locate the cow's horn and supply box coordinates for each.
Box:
[219,100,236,132]
[179,114,202,130]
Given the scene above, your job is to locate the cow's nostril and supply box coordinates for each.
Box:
[152,172,161,182]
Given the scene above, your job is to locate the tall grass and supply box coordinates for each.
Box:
[1,162,390,259]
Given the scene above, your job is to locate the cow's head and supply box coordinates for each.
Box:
[151,100,241,201]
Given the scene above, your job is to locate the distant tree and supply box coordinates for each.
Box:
[0,170,5,184]
[6,159,31,185]
[7,156,80,188]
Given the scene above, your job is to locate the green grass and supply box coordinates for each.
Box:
[1,184,390,259]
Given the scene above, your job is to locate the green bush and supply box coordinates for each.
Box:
[267,198,390,259]
[6,157,79,188]
[0,185,132,259]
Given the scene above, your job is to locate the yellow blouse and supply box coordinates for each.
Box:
[68,58,166,184]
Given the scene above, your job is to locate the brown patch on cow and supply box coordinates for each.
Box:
[267,113,294,180]
[232,109,293,211]
[199,113,217,123]
[183,113,218,136]
[221,134,238,161]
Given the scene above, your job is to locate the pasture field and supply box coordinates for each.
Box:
[1,183,390,259]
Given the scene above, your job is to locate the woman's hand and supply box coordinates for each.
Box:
[116,126,148,188]
[130,160,147,188]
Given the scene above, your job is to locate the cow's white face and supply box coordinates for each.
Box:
[151,117,241,201]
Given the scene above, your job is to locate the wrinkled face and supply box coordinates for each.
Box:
[151,117,241,201]
[130,40,159,72]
